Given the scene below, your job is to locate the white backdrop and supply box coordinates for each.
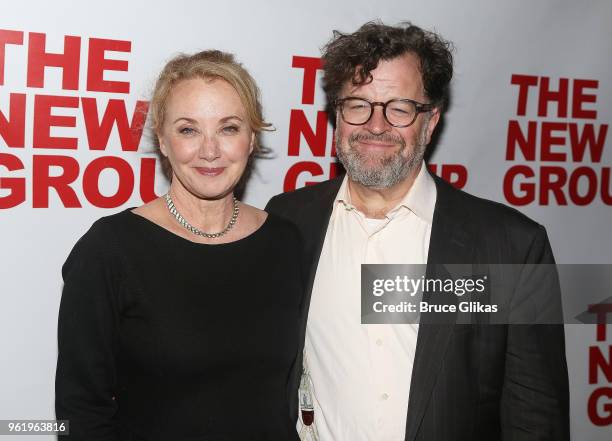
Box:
[1,0,611,439]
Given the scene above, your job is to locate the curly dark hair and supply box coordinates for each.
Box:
[322,21,454,110]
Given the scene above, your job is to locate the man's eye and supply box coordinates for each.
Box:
[389,107,411,115]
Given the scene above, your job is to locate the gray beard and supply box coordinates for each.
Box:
[335,125,428,189]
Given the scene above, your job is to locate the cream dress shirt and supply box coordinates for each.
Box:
[301,162,437,441]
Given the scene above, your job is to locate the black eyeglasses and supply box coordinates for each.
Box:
[335,97,434,128]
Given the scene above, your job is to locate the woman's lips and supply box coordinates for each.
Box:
[194,167,225,176]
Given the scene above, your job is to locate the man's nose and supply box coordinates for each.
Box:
[364,104,391,135]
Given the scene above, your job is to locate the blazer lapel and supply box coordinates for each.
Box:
[404,175,474,441]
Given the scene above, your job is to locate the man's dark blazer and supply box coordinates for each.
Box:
[266,171,570,441]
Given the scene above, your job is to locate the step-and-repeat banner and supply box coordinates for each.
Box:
[1,1,610,439]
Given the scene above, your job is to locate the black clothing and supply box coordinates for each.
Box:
[56,209,303,441]
[266,173,570,441]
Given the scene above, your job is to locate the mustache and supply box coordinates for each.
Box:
[348,132,405,147]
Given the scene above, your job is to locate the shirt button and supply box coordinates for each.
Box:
[381,393,389,401]
[376,338,383,346]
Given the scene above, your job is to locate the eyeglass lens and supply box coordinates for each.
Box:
[341,98,418,127]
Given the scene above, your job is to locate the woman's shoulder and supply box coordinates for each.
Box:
[265,211,300,234]
[62,210,129,279]
[85,208,140,241]
[262,211,303,249]
[239,203,302,244]
[67,208,144,260]
[95,197,175,236]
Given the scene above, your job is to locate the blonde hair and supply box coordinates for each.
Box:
[150,50,272,178]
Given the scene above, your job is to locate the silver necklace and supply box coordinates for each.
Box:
[165,192,239,239]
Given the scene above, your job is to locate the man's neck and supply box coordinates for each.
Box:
[347,165,421,219]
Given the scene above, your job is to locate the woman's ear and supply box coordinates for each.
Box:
[249,132,255,155]
[158,133,168,157]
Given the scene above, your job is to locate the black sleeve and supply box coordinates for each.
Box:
[501,225,570,440]
[55,220,121,441]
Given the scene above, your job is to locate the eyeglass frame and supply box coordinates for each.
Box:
[334,96,435,128]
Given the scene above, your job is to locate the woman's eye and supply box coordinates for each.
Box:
[179,127,196,135]
[222,125,240,134]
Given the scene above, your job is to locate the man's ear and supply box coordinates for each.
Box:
[424,108,441,144]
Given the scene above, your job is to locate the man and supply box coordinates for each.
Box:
[267,22,569,441]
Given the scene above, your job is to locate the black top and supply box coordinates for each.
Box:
[56,209,304,441]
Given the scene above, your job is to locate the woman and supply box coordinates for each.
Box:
[55,50,303,440]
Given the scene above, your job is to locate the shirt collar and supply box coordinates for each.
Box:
[335,162,436,224]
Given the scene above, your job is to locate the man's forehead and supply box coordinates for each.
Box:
[343,53,425,97]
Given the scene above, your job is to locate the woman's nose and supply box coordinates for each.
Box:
[198,135,221,161]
